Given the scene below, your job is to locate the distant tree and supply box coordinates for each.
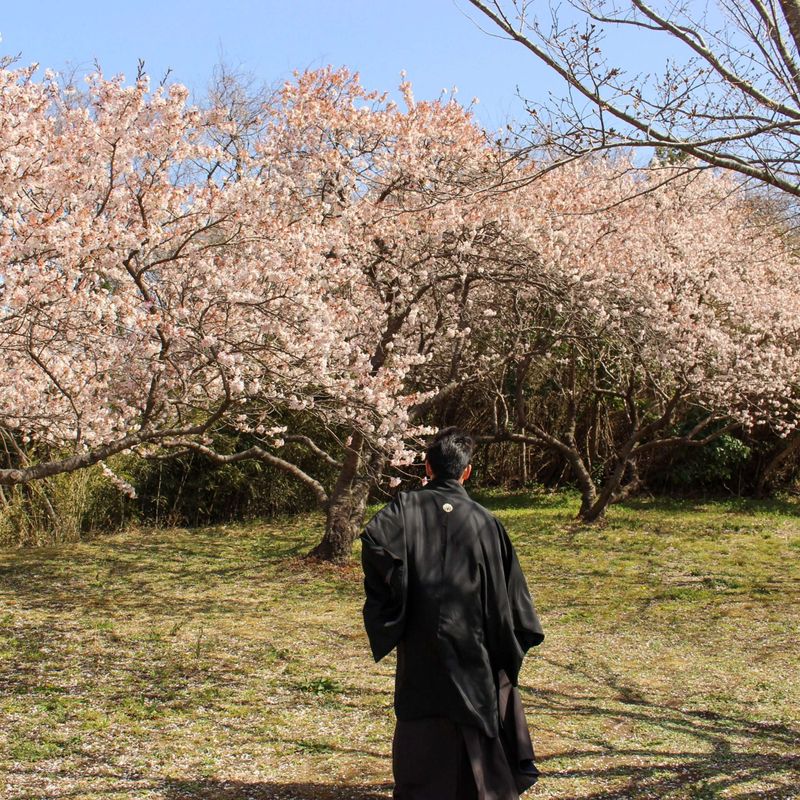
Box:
[468,157,800,520]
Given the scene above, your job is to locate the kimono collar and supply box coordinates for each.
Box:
[424,475,470,496]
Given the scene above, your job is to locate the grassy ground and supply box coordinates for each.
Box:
[0,490,798,799]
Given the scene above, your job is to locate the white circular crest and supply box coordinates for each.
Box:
[442,503,453,513]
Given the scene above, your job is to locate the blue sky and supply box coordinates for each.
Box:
[0,1,679,132]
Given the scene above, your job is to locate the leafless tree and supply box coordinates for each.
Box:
[466,0,800,197]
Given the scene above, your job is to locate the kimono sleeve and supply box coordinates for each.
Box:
[497,518,544,673]
[359,493,408,663]
[497,522,544,651]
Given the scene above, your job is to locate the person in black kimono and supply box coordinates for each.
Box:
[360,428,545,799]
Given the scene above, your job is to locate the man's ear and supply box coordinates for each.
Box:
[425,460,434,479]
[462,463,472,482]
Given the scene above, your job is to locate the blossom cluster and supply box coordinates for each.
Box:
[1,64,798,495]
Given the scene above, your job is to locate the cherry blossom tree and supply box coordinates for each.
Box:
[242,68,543,559]
[4,57,797,553]
[0,63,532,560]
[0,63,345,488]
[469,157,800,520]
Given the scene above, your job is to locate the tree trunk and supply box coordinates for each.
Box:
[307,433,384,563]
[756,429,800,497]
[564,447,597,517]
[309,479,370,562]
[520,427,528,485]
[579,446,635,522]
[611,459,643,503]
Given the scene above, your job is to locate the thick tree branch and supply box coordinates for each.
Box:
[634,420,738,452]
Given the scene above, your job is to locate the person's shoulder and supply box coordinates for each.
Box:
[464,495,505,531]
[462,492,497,517]
[363,490,408,531]
[380,490,411,515]
[400,484,432,504]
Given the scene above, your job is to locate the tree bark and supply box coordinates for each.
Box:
[578,439,639,522]
[567,448,598,517]
[778,0,800,64]
[307,432,384,562]
[756,428,800,496]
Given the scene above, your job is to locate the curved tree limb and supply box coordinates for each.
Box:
[160,439,330,507]
[284,434,343,467]
[0,402,232,486]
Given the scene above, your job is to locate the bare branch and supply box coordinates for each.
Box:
[284,434,343,467]
[160,439,330,506]
[467,0,800,197]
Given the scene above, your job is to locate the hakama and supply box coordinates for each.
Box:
[392,717,516,800]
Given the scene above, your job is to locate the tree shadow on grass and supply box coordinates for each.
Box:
[160,778,393,799]
[0,525,356,618]
[473,489,573,513]
[523,657,800,798]
[2,766,393,800]
[4,679,799,799]
[615,494,800,518]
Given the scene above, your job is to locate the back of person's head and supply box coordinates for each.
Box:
[425,427,474,479]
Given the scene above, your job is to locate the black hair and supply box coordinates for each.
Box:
[425,427,474,480]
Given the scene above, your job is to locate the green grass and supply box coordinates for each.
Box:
[0,492,798,799]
